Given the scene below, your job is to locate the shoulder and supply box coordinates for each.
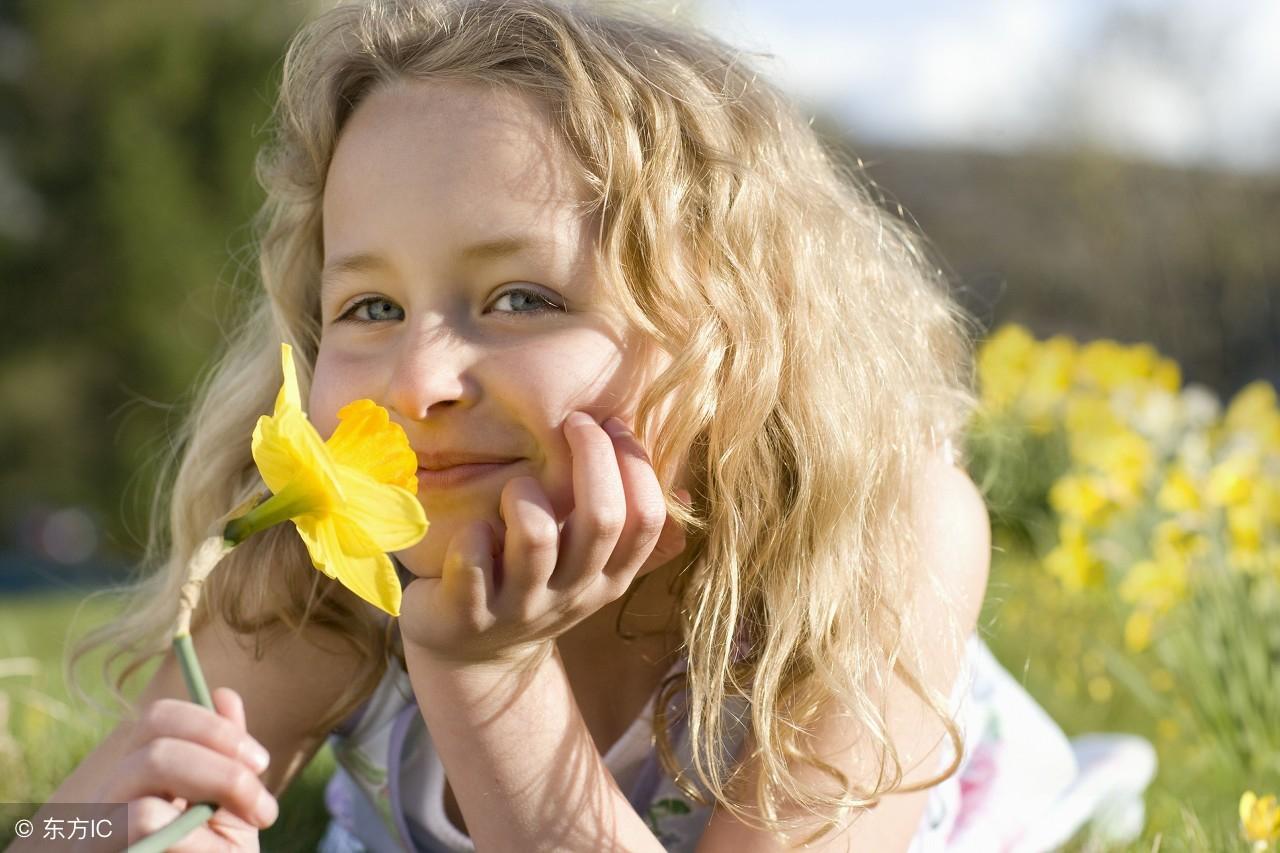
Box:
[695,450,992,852]
[907,447,992,635]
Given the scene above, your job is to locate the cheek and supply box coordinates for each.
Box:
[307,358,346,440]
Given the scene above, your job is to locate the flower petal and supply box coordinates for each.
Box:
[252,408,347,503]
[277,342,303,416]
[327,399,419,494]
[295,517,403,616]
[333,466,429,552]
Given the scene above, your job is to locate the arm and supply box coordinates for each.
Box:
[394,412,688,852]
[697,454,992,852]
[405,644,666,853]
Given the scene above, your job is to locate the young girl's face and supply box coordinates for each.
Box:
[310,78,672,579]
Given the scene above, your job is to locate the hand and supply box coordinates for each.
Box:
[398,412,689,668]
[98,687,274,851]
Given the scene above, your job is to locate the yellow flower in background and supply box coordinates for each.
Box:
[1074,340,1163,393]
[1228,504,1264,554]
[1049,474,1112,526]
[1206,450,1261,508]
[1071,427,1154,506]
[1045,522,1105,590]
[1151,357,1181,394]
[1156,463,1202,514]
[1064,393,1124,440]
[1240,791,1280,847]
[226,343,428,616]
[977,323,1037,413]
[1021,334,1076,431]
[1119,553,1188,614]
[1073,339,1128,392]
[1151,518,1211,564]
[1225,381,1280,450]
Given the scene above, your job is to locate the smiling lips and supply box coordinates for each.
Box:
[417,450,521,469]
[415,451,521,489]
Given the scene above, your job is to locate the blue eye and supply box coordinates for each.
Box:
[336,296,404,325]
[335,287,564,326]
[491,287,565,315]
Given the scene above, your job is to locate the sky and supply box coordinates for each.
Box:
[686,0,1280,173]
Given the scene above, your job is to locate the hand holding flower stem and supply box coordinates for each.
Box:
[126,343,428,852]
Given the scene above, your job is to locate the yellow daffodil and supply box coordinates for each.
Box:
[1241,791,1280,848]
[1044,522,1104,591]
[1151,518,1210,565]
[1021,335,1076,432]
[977,324,1037,413]
[1206,450,1261,508]
[1049,473,1112,526]
[1074,339,1175,395]
[225,343,427,616]
[1156,464,1202,514]
[1225,381,1280,450]
[1119,554,1188,614]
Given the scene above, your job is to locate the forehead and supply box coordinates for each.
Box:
[322,79,597,249]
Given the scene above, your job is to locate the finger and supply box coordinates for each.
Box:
[555,411,626,592]
[637,489,692,577]
[132,696,271,776]
[213,686,271,780]
[115,738,279,830]
[212,687,244,731]
[129,797,251,852]
[497,476,560,615]
[441,519,499,627]
[598,417,668,583]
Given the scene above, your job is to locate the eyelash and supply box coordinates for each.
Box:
[334,287,565,325]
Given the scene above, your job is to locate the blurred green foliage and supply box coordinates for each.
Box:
[0,2,310,563]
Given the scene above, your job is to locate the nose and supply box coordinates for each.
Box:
[383,322,478,421]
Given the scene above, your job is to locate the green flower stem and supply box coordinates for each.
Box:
[125,803,219,853]
[125,633,219,853]
[126,536,237,853]
[223,480,318,544]
[174,632,213,709]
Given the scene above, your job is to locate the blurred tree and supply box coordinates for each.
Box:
[0,1,309,566]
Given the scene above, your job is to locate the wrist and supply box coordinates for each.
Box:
[401,633,555,679]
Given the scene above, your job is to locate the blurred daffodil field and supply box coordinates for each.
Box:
[969,323,1280,851]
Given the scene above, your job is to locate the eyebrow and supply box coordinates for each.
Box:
[320,235,545,294]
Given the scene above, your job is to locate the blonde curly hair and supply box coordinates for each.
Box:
[70,0,983,845]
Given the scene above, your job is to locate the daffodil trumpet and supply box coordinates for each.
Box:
[128,343,428,853]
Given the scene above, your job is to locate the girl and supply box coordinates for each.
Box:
[52,0,1152,850]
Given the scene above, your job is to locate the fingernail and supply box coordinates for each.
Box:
[255,790,279,827]
[244,741,270,774]
[568,411,595,429]
[602,417,628,435]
